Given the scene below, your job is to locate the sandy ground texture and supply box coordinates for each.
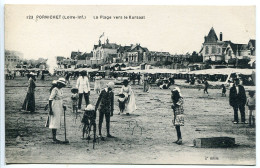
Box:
[5,76,256,165]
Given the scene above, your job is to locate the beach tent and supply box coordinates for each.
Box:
[189,68,253,75]
[252,70,256,85]
[127,68,179,74]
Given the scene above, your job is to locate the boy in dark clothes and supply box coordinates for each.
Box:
[95,82,114,140]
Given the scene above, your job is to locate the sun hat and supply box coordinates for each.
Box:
[52,80,57,85]
[57,78,66,85]
[118,93,125,98]
[85,104,95,111]
[29,72,36,76]
[107,81,115,89]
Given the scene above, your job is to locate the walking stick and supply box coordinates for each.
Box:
[63,108,70,144]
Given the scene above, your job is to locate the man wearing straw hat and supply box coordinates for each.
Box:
[95,81,115,140]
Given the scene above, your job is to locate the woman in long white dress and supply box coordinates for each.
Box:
[49,78,67,143]
[121,79,137,116]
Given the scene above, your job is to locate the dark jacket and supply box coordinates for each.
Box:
[95,89,114,114]
[229,84,246,107]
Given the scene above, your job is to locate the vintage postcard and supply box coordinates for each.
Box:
[4,5,256,165]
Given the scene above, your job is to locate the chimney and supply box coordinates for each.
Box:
[220,32,223,41]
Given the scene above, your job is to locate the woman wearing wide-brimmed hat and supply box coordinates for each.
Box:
[120,79,137,115]
[22,72,36,113]
[171,87,184,145]
[48,78,67,142]
[49,80,57,93]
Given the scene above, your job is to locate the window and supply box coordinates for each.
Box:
[148,56,151,61]
[218,48,221,54]
[212,46,216,54]
[228,50,232,56]
[205,46,209,54]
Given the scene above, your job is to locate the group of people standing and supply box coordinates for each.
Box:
[229,78,255,127]
[45,70,137,142]
[20,70,255,146]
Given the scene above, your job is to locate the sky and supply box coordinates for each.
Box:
[5,5,255,71]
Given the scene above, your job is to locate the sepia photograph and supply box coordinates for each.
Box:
[3,4,256,165]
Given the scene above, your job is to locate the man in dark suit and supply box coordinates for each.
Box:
[95,82,114,140]
[229,78,247,124]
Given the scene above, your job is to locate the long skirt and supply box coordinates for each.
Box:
[22,92,35,112]
[49,99,63,129]
[173,106,184,126]
[126,93,137,113]
[94,81,101,93]
[143,80,149,92]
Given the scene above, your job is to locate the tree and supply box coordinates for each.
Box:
[204,59,211,69]
[228,58,236,67]
[191,51,203,63]
[155,62,163,67]
[237,59,250,68]
[163,60,173,66]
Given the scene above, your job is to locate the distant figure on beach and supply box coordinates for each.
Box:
[203,78,209,94]
[65,73,71,85]
[221,84,226,97]
[22,72,36,113]
[159,79,169,89]
[229,78,247,124]
[246,91,255,127]
[37,71,40,78]
[137,72,141,85]
[131,73,136,85]
[190,77,195,85]
[94,74,102,94]
[168,75,175,88]
[171,87,184,145]
[41,71,45,81]
[120,79,137,116]
[143,74,149,92]
[5,69,9,80]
